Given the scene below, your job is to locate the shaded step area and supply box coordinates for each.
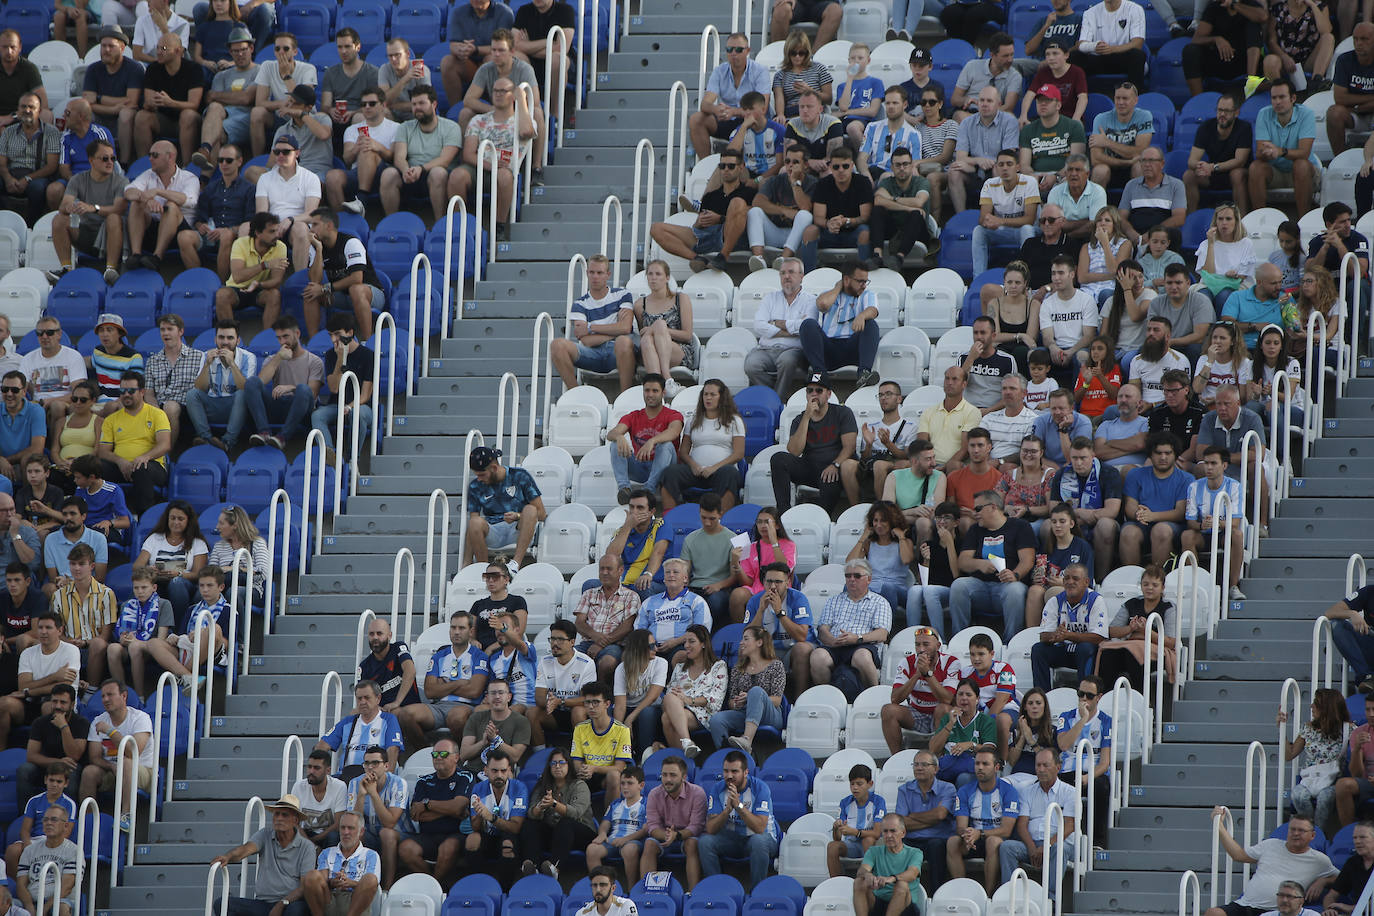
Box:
[285,593,412,615]
[320,531,462,557]
[1203,636,1333,664]
[367,435,487,457]
[1213,617,1323,641]
[1270,496,1374,517]
[1180,680,1301,708]
[1171,699,1288,725]
[246,653,354,676]
[1188,658,1312,681]
[1219,597,1338,619]
[1249,538,1374,558]
[1284,476,1374,497]
[1072,871,1214,914]
[310,554,450,579]
[1242,556,1365,578]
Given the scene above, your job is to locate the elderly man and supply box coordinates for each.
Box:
[304,810,381,914]
[896,750,956,894]
[1221,262,1286,349]
[1030,563,1108,689]
[396,737,468,886]
[82,27,142,167]
[316,681,404,776]
[133,33,202,164]
[950,490,1037,640]
[772,371,857,513]
[1119,147,1186,244]
[178,142,255,279]
[745,257,817,395]
[123,139,199,272]
[1206,815,1336,916]
[212,794,315,916]
[1033,389,1093,467]
[190,27,259,173]
[1321,824,1374,913]
[573,553,642,680]
[810,559,891,690]
[462,446,545,570]
[95,370,170,514]
[45,99,114,211]
[882,626,960,754]
[442,0,515,104]
[1249,79,1320,215]
[691,32,771,157]
[984,375,1039,466]
[854,813,924,916]
[1184,91,1252,213]
[1327,23,1374,156]
[46,138,125,286]
[16,807,78,916]
[80,679,154,832]
[998,747,1078,896]
[378,86,462,220]
[1046,154,1106,242]
[636,558,711,669]
[1094,383,1149,471]
[0,92,59,223]
[948,87,1019,213]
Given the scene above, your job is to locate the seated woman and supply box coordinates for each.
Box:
[1194,203,1258,311]
[133,499,209,632]
[706,625,787,755]
[1250,324,1306,437]
[1192,320,1252,411]
[727,506,795,624]
[634,260,699,398]
[206,505,271,612]
[1095,563,1176,691]
[469,558,528,654]
[52,380,102,489]
[906,501,960,634]
[997,434,1055,536]
[191,0,241,75]
[518,746,600,879]
[1025,502,1095,627]
[845,501,913,614]
[1289,264,1343,363]
[662,379,744,511]
[1007,686,1058,775]
[1098,261,1154,358]
[1267,221,1304,291]
[981,261,1038,373]
[658,624,728,760]
[613,630,669,756]
[929,678,996,788]
[1078,207,1133,306]
[1278,687,1347,832]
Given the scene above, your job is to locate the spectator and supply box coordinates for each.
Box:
[1020,86,1087,197]
[316,680,403,779]
[1094,563,1176,689]
[1021,40,1088,124]
[802,261,880,383]
[510,0,574,114]
[79,679,153,831]
[1250,80,1320,215]
[1053,674,1113,841]
[984,266,1040,373]
[606,375,684,506]
[441,0,516,105]
[462,748,527,886]
[43,499,109,590]
[0,497,39,606]
[997,433,1055,536]
[630,261,698,397]
[858,87,921,184]
[516,746,598,882]
[769,0,841,57]
[1007,687,1059,773]
[469,557,528,653]
[571,681,634,802]
[1251,326,1305,439]
[345,745,407,889]
[46,99,115,213]
[1075,338,1123,421]
[206,506,270,611]
[255,134,322,269]
[375,39,430,125]
[86,314,142,408]
[771,370,858,512]
[1305,201,1370,280]
[186,319,257,452]
[1073,0,1147,88]
[843,383,919,507]
[191,27,258,168]
[810,558,891,690]
[1183,0,1266,97]
[1030,563,1107,689]
[243,316,324,450]
[459,679,531,771]
[317,29,378,145]
[870,145,934,268]
[1206,817,1338,916]
[1183,91,1253,212]
[527,618,597,749]
[458,30,539,134]
[1033,389,1092,467]
[133,34,203,165]
[797,144,873,268]
[950,490,1036,640]
[1087,82,1152,192]
[1326,23,1374,156]
[180,141,256,279]
[1335,696,1374,822]
[305,312,373,466]
[0,31,47,123]
[0,371,43,485]
[586,772,648,885]
[697,749,780,888]
[1133,319,1196,414]
[948,87,1019,214]
[210,792,315,915]
[356,616,420,720]
[950,33,1021,115]
[883,625,960,753]
[918,367,983,472]
[909,502,961,633]
[253,85,331,184]
[663,381,745,512]
[724,92,785,186]
[131,0,189,62]
[1194,318,1252,402]
[250,33,317,156]
[1118,148,1185,247]
[974,148,1041,282]
[3,762,75,883]
[829,764,886,878]
[1277,688,1346,833]
[0,92,58,223]
[1195,206,1259,312]
[91,370,168,515]
[601,491,668,600]
[104,566,172,694]
[462,445,545,570]
[1101,263,1153,355]
[947,746,1020,894]
[708,625,787,754]
[301,211,383,347]
[456,76,537,242]
[1094,382,1148,469]
[17,457,62,540]
[612,629,667,753]
[1017,214,1082,316]
[550,253,636,391]
[82,28,143,167]
[132,500,207,631]
[1321,824,1374,910]
[52,536,117,674]
[659,623,727,760]
[327,87,399,217]
[13,683,86,818]
[950,428,1007,531]
[831,43,884,148]
[896,750,957,894]
[1196,384,1267,500]
[885,439,948,544]
[1077,207,1133,306]
[395,736,472,887]
[1045,159,1107,251]
[638,557,712,668]
[746,144,816,270]
[1139,226,1187,295]
[16,807,78,916]
[46,139,127,286]
[1222,264,1286,350]
[998,747,1078,895]
[742,560,814,693]
[305,809,383,911]
[690,32,771,157]
[1120,431,1191,567]
[1039,256,1099,383]
[652,147,753,273]
[574,550,642,678]
[0,610,78,748]
[744,257,817,395]
[910,82,956,222]
[640,755,708,884]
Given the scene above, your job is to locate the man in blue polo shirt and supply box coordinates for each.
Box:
[636,558,711,668]
[0,369,42,488]
[1248,79,1319,215]
[1119,431,1191,569]
[42,497,109,592]
[895,749,956,894]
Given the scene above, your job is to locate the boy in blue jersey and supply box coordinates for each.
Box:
[1181,445,1246,599]
[947,746,1020,894]
[106,566,173,695]
[827,763,887,877]
[302,810,381,916]
[3,763,77,882]
[586,765,648,885]
[69,455,131,556]
[725,93,784,185]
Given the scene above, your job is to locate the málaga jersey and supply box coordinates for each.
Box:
[606,796,647,840]
[317,844,381,881]
[427,643,491,706]
[469,778,529,836]
[954,778,1021,831]
[959,659,1019,710]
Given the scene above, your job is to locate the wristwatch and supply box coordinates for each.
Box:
[736,802,745,810]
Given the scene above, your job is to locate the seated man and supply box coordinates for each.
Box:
[42,500,109,593]
[882,626,960,755]
[398,610,488,747]
[310,313,375,465]
[917,368,982,472]
[1182,0,1265,96]
[1048,437,1124,581]
[1039,257,1099,384]
[16,807,78,916]
[47,138,127,285]
[315,681,404,776]
[0,371,45,486]
[1030,564,1107,689]
[946,746,1019,895]
[1182,444,1246,600]
[1182,91,1252,213]
[572,553,642,680]
[606,375,684,506]
[250,33,318,157]
[769,0,842,46]
[810,560,892,690]
[1119,431,1191,567]
[636,558,711,668]
[132,33,202,164]
[377,39,430,124]
[770,371,857,512]
[1221,263,1285,350]
[0,93,60,224]
[356,616,420,716]
[984,377,1039,467]
[145,315,204,448]
[697,749,781,888]
[548,254,636,392]
[949,491,1036,640]
[641,754,708,885]
[326,86,399,217]
[1093,383,1149,472]
[188,27,260,176]
[801,145,875,270]
[378,86,462,219]
[948,33,1020,117]
[463,748,527,886]
[461,446,545,570]
[1326,22,1374,157]
[1248,80,1320,216]
[186,319,258,453]
[452,76,537,241]
[12,680,86,808]
[870,144,934,269]
[600,490,668,597]
[293,751,349,848]
[681,494,736,623]
[346,745,409,888]
[650,147,754,273]
[255,85,332,186]
[123,138,200,272]
[46,99,114,213]
[998,747,1078,896]
[801,260,880,387]
[526,618,596,747]
[177,142,255,279]
[396,737,470,886]
[302,207,384,341]
[245,316,324,450]
[81,28,141,168]
[746,145,816,271]
[744,258,817,395]
[457,29,540,135]
[304,810,381,915]
[785,88,844,178]
[843,379,920,507]
[211,794,314,915]
[94,370,170,515]
[896,750,957,894]
[972,148,1039,279]
[1072,0,1147,96]
[217,211,288,328]
[1054,674,1112,843]
[78,679,154,832]
[948,87,1020,214]
[853,813,924,916]
[857,86,920,184]
[441,0,516,106]
[743,561,816,693]
[1086,81,1153,190]
[255,134,322,269]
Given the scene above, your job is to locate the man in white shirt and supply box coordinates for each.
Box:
[326,86,399,215]
[527,618,597,749]
[578,865,640,916]
[549,254,637,391]
[19,317,87,429]
[131,0,189,63]
[78,679,155,832]
[251,33,318,157]
[255,133,322,269]
[998,747,1078,897]
[123,139,200,273]
[743,257,819,395]
[983,374,1040,466]
[0,611,79,750]
[1038,255,1098,384]
[291,749,349,847]
[1071,0,1148,88]
[972,149,1040,277]
[1129,316,1192,410]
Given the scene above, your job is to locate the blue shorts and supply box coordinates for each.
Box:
[1123,519,1185,542]
[576,339,618,372]
[693,223,724,254]
[342,161,382,194]
[223,107,251,147]
[486,519,519,548]
[330,285,384,313]
[577,640,623,663]
[595,838,643,860]
[839,836,865,857]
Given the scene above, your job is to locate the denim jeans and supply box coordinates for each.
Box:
[1332,618,1374,679]
[629,703,663,754]
[218,899,308,916]
[799,318,880,373]
[949,577,1029,641]
[747,207,812,255]
[972,224,1036,277]
[696,828,780,887]
[164,575,198,632]
[1031,640,1099,691]
[609,441,676,492]
[311,403,375,450]
[708,685,786,746]
[245,376,315,441]
[908,584,951,634]
[185,388,248,447]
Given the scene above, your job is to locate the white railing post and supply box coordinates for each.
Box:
[75,797,99,916]
[393,547,416,644]
[1236,430,1264,562]
[189,607,218,746]
[335,370,362,502]
[354,609,378,674]
[1180,870,1201,916]
[1073,737,1096,881]
[110,733,139,889]
[1043,801,1066,916]
[1350,553,1369,596]
[426,488,452,623]
[150,670,179,820]
[299,428,328,575]
[1208,490,1237,626]
[496,371,521,465]
[698,26,720,109]
[1110,675,1134,818]
[1336,249,1362,386]
[205,860,230,916]
[264,488,292,631]
[319,670,344,738]
[601,195,624,285]
[280,734,303,798]
[631,139,655,276]
[1278,677,1303,818]
[1264,369,1293,546]
[442,194,469,332]
[474,142,500,282]
[408,253,433,381]
[1302,310,1328,464]
[370,311,398,460]
[665,85,689,220]
[1176,549,1202,700]
[1143,611,1167,752]
[529,312,555,455]
[1007,868,1035,916]
[34,861,63,916]
[1212,805,1235,908]
[1244,740,1269,883]
[239,796,265,897]
[543,27,571,149]
[228,546,251,687]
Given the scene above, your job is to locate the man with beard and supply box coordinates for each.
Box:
[1129,316,1193,413]
[485,607,537,713]
[578,865,639,916]
[290,749,348,848]
[378,85,461,220]
[82,27,143,167]
[460,679,530,772]
[0,92,59,223]
[1047,437,1123,581]
[356,617,419,715]
[397,610,487,747]
[463,747,527,885]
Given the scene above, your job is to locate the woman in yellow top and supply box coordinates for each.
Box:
[52,379,102,487]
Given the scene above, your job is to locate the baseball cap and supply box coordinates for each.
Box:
[909,47,931,65]
[274,133,300,150]
[806,371,833,390]
[289,84,316,106]
[469,447,502,471]
[1036,85,1062,102]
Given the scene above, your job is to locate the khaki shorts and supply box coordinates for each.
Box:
[1267,163,1323,188]
[325,889,366,916]
[98,763,155,792]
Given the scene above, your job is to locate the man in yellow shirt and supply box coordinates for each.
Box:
[95,370,172,514]
[215,211,288,327]
[570,681,633,805]
[917,365,983,472]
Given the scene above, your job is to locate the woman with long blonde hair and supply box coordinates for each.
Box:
[772,30,833,119]
[613,629,669,755]
[1078,206,1133,304]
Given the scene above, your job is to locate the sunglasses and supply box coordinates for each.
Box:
[726,45,748,53]
[119,387,140,393]
[0,386,21,394]
[921,98,940,105]
[361,100,381,106]
[719,162,738,169]
[430,750,451,758]
[1039,216,1059,223]
[93,155,115,162]
[36,329,58,336]
[481,571,505,579]
[844,572,866,579]
[69,395,90,403]
[273,149,294,156]
[831,162,852,170]
[1077,690,1098,699]
[550,759,569,766]
[218,157,236,163]
[789,50,808,57]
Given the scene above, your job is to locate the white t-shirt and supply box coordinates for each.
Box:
[863,415,920,460]
[89,706,157,768]
[1237,838,1338,909]
[133,10,190,57]
[1131,349,1191,405]
[982,406,1040,460]
[139,533,209,572]
[256,166,323,221]
[18,642,81,683]
[1194,354,1252,403]
[613,655,670,707]
[576,898,639,916]
[254,60,319,102]
[290,775,349,837]
[535,649,598,700]
[343,118,400,151]
[979,174,1040,219]
[20,347,87,400]
[686,415,745,468]
[1040,290,1098,350]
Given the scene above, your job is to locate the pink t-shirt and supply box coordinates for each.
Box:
[737,539,797,594]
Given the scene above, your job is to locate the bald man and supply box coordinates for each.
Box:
[123,139,202,272]
[133,31,204,163]
[46,99,116,210]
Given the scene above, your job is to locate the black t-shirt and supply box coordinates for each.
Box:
[784,119,846,160]
[1191,118,1254,165]
[960,517,1038,582]
[469,594,529,651]
[411,769,476,834]
[30,711,91,759]
[812,173,874,220]
[1018,235,1081,290]
[514,1,578,54]
[1201,0,1264,47]
[1345,585,1374,624]
[1148,403,1205,445]
[142,60,205,109]
[700,182,756,218]
[922,534,956,587]
[321,343,376,405]
[1331,849,1374,902]
[1306,229,1371,273]
[0,589,46,639]
[787,403,858,467]
[321,231,382,290]
[358,642,421,706]
[0,61,43,116]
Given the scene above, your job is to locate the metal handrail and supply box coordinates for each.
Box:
[1043,801,1067,916]
[280,734,303,798]
[239,795,265,897]
[33,860,63,916]
[602,195,624,285]
[1007,867,1036,916]
[496,371,521,465]
[665,84,688,221]
[1208,489,1239,626]
[425,488,452,623]
[1243,740,1269,882]
[1177,549,1204,699]
[354,608,378,675]
[529,312,555,454]
[545,24,571,147]
[263,488,292,631]
[1179,869,1201,916]
[442,194,470,330]
[698,25,720,108]
[370,311,398,459]
[1353,553,1370,595]
[631,139,655,276]
[1312,616,1348,697]
[517,81,536,208]
[299,428,328,573]
[74,796,98,916]
[1278,677,1303,817]
[335,370,363,502]
[1072,737,1096,883]
[204,859,230,916]
[1143,611,1168,752]
[474,141,501,281]
[1336,249,1362,385]
[1302,309,1328,464]
[110,732,139,888]
[410,249,435,379]
[1109,675,1136,818]
[150,670,181,819]
[227,545,252,686]
[393,547,416,643]
[1263,369,1294,552]
[1236,428,1264,562]
[188,607,219,747]
[319,670,344,737]
[1211,805,1236,907]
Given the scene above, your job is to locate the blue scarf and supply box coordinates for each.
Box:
[1057,458,1103,509]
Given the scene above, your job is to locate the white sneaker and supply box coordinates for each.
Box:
[340,197,365,214]
[748,254,767,272]
[664,378,681,398]
[682,739,701,759]
[1229,585,1247,601]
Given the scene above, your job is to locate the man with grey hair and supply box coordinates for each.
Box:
[982,375,1040,466]
[16,806,78,916]
[895,748,956,893]
[1320,823,1374,914]
[1206,813,1336,916]
[1029,563,1107,690]
[853,813,923,916]
[745,257,818,395]
[949,490,1037,639]
[998,747,1078,897]
[1046,153,1107,240]
[810,558,891,689]
[636,557,711,669]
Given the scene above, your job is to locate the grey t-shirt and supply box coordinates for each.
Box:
[319,61,380,110]
[681,527,735,589]
[66,171,130,232]
[460,708,533,771]
[1146,290,1215,341]
[395,116,463,166]
[377,62,433,119]
[757,171,817,226]
[210,63,260,112]
[273,112,334,178]
[471,59,539,103]
[247,826,318,901]
[19,839,79,903]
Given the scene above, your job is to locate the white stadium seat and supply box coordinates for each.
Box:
[883,624,919,683]
[906,268,964,337]
[745,444,787,507]
[538,503,598,573]
[1047,687,1078,717]
[878,749,918,802]
[548,386,609,457]
[1324,148,1364,208]
[874,326,930,391]
[811,41,852,90]
[801,564,846,619]
[611,386,646,421]
[778,812,835,889]
[572,449,620,514]
[699,327,755,392]
[813,748,878,813]
[782,504,832,575]
[756,41,786,82]
[801,267,842,299]
[671,384,702,427]
[1002,629,1038,680]
[521,445,574,509]
[564,562,598,611]
[805,877,857,915]
[829,502,872,570]
[845,684,894,760]
[386,874,445,916]
[866,267,907,328]
[682,271,734,339]
[511,563,565,628]
[931,878,990,916]
[25,213,60,273]
[784,684,848,758]
[686,154,720,203]
[843,386,883,430]
[946,625,1001,662]
[929,325,974,382]
[901,384,943,422]
[735,268,780,331]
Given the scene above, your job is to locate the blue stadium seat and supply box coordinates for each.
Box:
[1007,0,1053,37]
[133,500,168,550]
[134,327,163,354]
[390,274,446,337]
[519,747,554,790]
[18,329,72,354]
[1152,37,1190,105]
[308,42,342,68]
[930,38,975,67]
[373,320,414,395]
[338,0,390,39]
[938,210,979,279]
[287,450,349,514]
[721,503,761,535]
[1138,91,1175,147]
[365,43,391,68]
[505,876,562,916]
[105,563,134,603]
[1141,0,1172,50]
[1174,92,1221,152]
[5,0,51,48]
[229,447,290,516]
[246,328,282,362]
[74,331,101,358]
[338,212,370,245]
[712,623,745,668]
[1082,92,1114,129]
[45,289,102,336]
[687,876,745,913]
[198,501,236,536]
[444,870,501,916]
[963,268,1004,326]
[1329,823,1357,869]
[166,268,222,336]
[391,0,445,49]
[641,748,696,794]
[255,504,307,574]
[305,330,333,357]
[1164,148,1191,179]
[757,756,810,825]
[424,214,485,281]
[732,386,782,459]
[579,0,614,53]
[630,876,683,916]
[191,328,218,351]
[108,272,166,336]
[742,876,806,916]
[699,748,754,789]
[127,156,152,179]
[280,0,333,53]
[1240,90,1268,126]
[369,226,424,283]
[661,503,702,543]
[171,446,230,513]
[1181,208,1214,254]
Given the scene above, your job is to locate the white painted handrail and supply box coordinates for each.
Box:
[227,545,251,685]
[474,141,500,281]
[1208,488,1239,627]
[335,369,363,502]
[370,311,398,459]
[698,25,721,109]
[602,195,624,285]
[1179,869,1201,916]
[517,81,536,208]
[496,371,521,464]
[239,795,265,897]
[280,734,303,798]
[1043,801,1067,916]
[1336,249,1362,384]
[1211,804,1236,907]
[263,488,292,629]
[1143,610,1168,751]
[354,608,378,675]
[455,430,486,591]
[1302,309,1328,464]
[33,860,63,916]
[188,607,219,747]
[1350,552,1369,596]
[1243,739,1269,882]
[530,312,556,454]
[442,194,469,331]
[631,139,655,276]
[1312,616,1347,697]
[299,428,328,573]
[393,547,416,644]
[1277,677,1303,817]
[1263,369,1294,551]
[410,250,435,379]
[1109,675,1134,818]
[1007,868,1036,916]
[150,670,180,818]
[665,84,689,221]
[319,670,344,738]
[74,796,98,916]
[544,25,571,148]
[110,732,139,888]
[1177,549,1202,699]
[204,859,230,916]
[1072,737,1096,882]
[426,488,452,622]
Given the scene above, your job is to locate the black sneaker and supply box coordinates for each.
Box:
[689,256,709,273]
[191,145,213,170]
[123,253,145,273]
[44,265,71,285]
[705,253,728,272]
[140,253,161,271]
[617,486,632,505]
[531,167,545,187]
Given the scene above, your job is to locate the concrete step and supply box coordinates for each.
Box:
[223,693,320,719]
[247,652,354,675]
[111,881,208,912]
[1190,658,1311,681]
[211,713,324,736]
[1270,497,1374,517]
[285,594,410,614]
[1181,680,1299,707]
[135,843,227,865]
[148,819,240,844]
[1287,476,1374,497]
[1216,597,1334,618]
[1202,637,1328,664]
[1115,805,1233,830]
[1244,556,1365,577]
[1161,721,1287,744]
[1268,516,1372,539]
[170,777,284,799]
[1148,741,1279,768]
[1130,782,1248,806]
[1213,617,1319,641]
[1170,699,1285,725]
